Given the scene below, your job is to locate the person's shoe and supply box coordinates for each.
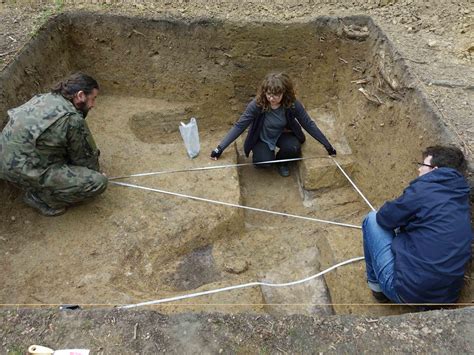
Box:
[23,191,66,217]
[415,305,445,312]
[371,290,390,303]
[277,164,290,177]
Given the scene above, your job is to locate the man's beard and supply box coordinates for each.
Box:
[76,101,90,118]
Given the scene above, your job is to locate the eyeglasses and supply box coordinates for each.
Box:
[413,162,435,168]
[265,92,283,98]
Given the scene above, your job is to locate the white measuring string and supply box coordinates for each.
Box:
[110,181,362,230]
[109,156,317,180]
[329,156,376,212]
[119,256,364,309]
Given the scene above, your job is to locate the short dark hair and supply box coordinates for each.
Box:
[51,72,99,100]
[423,145,467,174]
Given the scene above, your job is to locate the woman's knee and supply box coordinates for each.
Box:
[277,138,301,158]
[283,144,301,156]
[252,156,272,168]
[251,143,274,167]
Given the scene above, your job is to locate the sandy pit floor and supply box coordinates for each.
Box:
[0,95,368,315]
[0,2,472,352]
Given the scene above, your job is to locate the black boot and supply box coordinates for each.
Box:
[23,191,66,217]
[277,164,290,177]
[372,290,390,303]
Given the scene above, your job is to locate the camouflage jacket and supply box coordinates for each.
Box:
[0,93,100,186]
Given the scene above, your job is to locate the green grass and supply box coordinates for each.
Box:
[7,345,23,355]
[29,0,65,38]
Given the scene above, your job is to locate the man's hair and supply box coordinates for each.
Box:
[256,72,297,111]
[51,72,99,100]
[423,145,467,174]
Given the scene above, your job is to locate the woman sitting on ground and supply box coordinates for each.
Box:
[210,72,336,177]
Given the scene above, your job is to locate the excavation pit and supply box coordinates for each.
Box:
[0,12,470,317]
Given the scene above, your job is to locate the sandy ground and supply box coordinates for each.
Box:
[0,1,473,353]
[1,308,473,353]
[0,94,365,315]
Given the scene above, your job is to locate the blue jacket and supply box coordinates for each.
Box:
[376,168,472,303]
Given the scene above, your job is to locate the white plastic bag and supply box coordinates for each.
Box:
[179,117,200,159]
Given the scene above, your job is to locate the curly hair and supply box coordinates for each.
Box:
[255,72,297,111]
[51,72,99,100]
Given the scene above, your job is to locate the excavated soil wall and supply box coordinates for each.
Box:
[1,12,458,201]
[0,12,470,316]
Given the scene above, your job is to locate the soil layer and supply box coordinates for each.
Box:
[0,1,473,353]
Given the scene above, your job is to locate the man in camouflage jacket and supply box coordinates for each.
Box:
[0,73,107,216]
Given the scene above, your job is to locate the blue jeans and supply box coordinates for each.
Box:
[362,211,402,303]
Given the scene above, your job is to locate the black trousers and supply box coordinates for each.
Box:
[251,132,302,167]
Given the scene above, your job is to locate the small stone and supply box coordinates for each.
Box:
[224,260,249,274]
[428,40,437,47]
[380,123,385,127]
[10,216,15,221]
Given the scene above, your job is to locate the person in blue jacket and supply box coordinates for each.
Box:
[363,145,472,305]
[210,72,336,177]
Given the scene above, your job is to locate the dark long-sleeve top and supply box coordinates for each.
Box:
[218,99,333,157]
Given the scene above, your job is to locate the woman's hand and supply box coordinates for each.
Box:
[210,145,223,160]
[326,146,337,156]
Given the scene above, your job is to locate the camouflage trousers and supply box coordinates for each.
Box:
[3,164,108,209]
